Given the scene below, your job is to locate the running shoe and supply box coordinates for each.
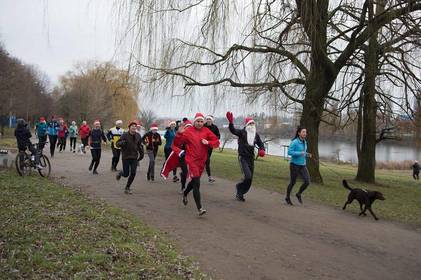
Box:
[285,197,293,206]
[93,170,98,175]
[198,208,207,216]
[116,172,122,181]
[296,193,303,204]
[208,176,216,183]
[173,176,180,182]
[182,195,188,206]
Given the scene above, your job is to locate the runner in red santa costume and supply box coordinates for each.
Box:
[171,113,219,215]
[161,120,192,193]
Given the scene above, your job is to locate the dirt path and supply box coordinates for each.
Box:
[49,148,421,280]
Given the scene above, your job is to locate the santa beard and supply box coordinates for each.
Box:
[245,124,256,146]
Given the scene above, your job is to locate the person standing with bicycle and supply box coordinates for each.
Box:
[88,120,107,174]
[15,119,42,169]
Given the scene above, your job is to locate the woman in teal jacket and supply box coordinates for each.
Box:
[285,127,312,205]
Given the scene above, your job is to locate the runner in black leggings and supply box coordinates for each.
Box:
[88,120,107,174]
[116,121,144,194]
[285,127,312,205]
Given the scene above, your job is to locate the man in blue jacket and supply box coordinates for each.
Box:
[285,127,312,205]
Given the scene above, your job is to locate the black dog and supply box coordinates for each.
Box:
[342,180,385,220]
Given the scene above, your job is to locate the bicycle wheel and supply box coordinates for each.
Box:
[38,155,51,177]
[15,152,31,176]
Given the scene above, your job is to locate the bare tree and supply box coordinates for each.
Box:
[118,0,421,182]
[137,109,157,131]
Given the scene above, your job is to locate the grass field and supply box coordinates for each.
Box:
[210,149,421,227]
[0,170,205,279]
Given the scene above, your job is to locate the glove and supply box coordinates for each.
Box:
[258,149,265,157]
[179,150,185,158]
[226,111,234,123]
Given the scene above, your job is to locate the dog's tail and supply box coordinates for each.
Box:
[342,180,353,191]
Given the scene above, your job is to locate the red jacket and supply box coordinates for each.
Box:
[172,126,219,178]
[79,124,91,139]
[57,124,68,138]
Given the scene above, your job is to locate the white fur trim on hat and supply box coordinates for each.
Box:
[194,113,205,122]
[205,115,214,121]
[150,125,159,130]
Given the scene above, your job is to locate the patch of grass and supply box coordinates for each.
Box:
[0,137,16,148]
[0,170,205,279]
[211,149,421,227]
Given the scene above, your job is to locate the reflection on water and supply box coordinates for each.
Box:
[222,137,420,162]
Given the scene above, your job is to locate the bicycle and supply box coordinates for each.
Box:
[15,142,51,177]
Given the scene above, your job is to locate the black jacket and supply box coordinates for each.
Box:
[89,128,107,149]
[142,131,162,152]
[117,132,144,160]
[204,123,221,139]
[229,123,264,159]
[15,123,32,151]
[412,163,420,173]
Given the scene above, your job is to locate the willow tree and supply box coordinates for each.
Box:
[118,0,421,183]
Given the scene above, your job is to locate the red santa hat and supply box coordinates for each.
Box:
[184,120,193,127]
[39,117,45,122]
[150,123,159,130]
[205,115,214,121]
[244,117,255,126]
[128,120,138,127]
[193,112,205,122]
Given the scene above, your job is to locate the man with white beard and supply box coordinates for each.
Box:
[226,112,266,201]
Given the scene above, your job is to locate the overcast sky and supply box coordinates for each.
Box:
[0,0,279,119]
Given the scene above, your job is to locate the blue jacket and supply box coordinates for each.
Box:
[36,122,48,137]
[164,128,176,149]
[47,121,59,136]
[288,138,307,166]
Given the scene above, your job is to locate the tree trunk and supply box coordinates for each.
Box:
[356,0,384,183]
[300,73,333,184]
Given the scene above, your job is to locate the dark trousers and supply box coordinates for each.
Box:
[147,149,157,178]
[205,148,213,177]
[111,147,121,170]
[58,137,66,151]
[70,137,77,150]
[120,159,138,189]
[286,163,310,198]
[48,135,57,157]
[38,135,47,150]
[89,149,102,172]
[164,147,177,176]
[179,156,188,190]
[81,137,89,153]
[184,177,202,210]
[413,171,419,180]
[236,156,254,197]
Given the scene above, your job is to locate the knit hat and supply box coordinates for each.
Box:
[128,120,138,127]
[244,117,255,126]
[150,123,159,131]
[193,113,205,122]
[116,120,123,126]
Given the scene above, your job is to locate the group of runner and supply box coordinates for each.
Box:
[18,111,312,216]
